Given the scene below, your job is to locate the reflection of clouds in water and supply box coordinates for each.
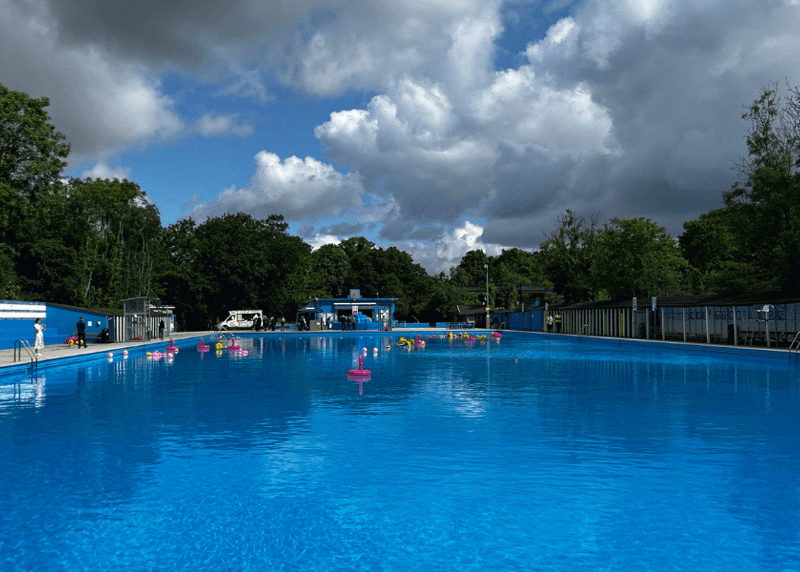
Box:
[428,373,488,418]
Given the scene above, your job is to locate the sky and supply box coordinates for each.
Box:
[2,0,799,275]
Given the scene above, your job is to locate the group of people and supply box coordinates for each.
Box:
[33,315,89,356]
[546,312,562,333]
[252,315,286,331]
[339,314,356,331]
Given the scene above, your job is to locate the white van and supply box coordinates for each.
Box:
[216,310,264,331]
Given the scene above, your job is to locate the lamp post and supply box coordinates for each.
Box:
[484,264,490,329]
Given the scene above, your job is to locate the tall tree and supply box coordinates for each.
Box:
[0,83,70,198]
[309,244,350,298]
[592,217,688,299]
[724,82,800,292]
[1,83,70,296]
[538,210,597,303]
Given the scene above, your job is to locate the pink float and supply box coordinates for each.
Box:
[348,355,371,376]
[228,337,241,350]
[197,338,210,352]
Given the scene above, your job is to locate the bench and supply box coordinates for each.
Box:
[70,331,107,344]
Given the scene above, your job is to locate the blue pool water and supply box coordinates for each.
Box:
[1,333,799,571]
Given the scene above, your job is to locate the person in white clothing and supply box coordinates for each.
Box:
[33,318,45,356]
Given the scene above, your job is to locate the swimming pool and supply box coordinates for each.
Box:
[1,333,798,571]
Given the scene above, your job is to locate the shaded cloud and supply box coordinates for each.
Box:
[319,222,364,236]
[4,0,800,274]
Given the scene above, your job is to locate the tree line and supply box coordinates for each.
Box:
[2,81,798,329]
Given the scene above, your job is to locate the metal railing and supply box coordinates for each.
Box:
[790,332,800,353]
[14,339,37,364]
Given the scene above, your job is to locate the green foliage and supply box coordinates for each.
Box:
[592,217,688,299]
[538,210,597,303]
[0,83,70,198]
[722,82,800,292]
[309,244,350,297]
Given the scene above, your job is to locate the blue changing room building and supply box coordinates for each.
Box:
[297,290,397,331]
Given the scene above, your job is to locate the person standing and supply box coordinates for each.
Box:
[76,316,87,348]
[159,319,165,340]
[33,318,45,356]
[280,316,286,331]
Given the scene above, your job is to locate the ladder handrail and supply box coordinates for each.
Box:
[14,339,37,363]
[790,332,800,353]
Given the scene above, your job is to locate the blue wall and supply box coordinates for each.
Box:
[0,300,113,350]
[490,309,544,332]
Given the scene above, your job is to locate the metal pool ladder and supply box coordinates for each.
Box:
[790,332,800,353]
[13,339,37,364]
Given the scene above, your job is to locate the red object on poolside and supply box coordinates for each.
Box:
[348,355,371,376]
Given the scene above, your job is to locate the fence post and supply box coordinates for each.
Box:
[682,308,686,342]
[705,306,710,344]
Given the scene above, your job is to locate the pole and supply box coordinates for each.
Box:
[485,264,490,329]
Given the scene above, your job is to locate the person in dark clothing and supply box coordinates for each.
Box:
[76,316,87,348]
[159,319,165,340]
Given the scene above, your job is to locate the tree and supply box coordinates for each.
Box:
[309,244,350,298]
[538,210,597,303]
[0,83,70,198]
[592,217,688,299]
[1,83,70,297]
[724,82,800,292]
[679,208,764,293]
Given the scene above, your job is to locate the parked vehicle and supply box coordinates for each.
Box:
[216,310,263,331]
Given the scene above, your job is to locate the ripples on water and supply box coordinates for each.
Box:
[1,333,799,571]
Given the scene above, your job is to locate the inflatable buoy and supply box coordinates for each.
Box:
[197,338,210,352]
[228,337,241,351]
[151,351,163,359]
[348,355,371,376]
[216,342,223,350]
[166,339,179,353]
[107,352,113,358]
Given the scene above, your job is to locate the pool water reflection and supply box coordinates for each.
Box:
[1,333,799,571]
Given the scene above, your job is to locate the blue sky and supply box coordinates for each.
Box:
[2,0,800,274]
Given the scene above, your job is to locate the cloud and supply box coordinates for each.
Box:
[196,113,254,138]
[4,0,800,275]
[394,221,505,275]
[0,0,183,165]
[80,162,132,181]
[191,151,366,221]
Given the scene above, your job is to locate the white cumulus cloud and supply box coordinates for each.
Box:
[192,151,366,221]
